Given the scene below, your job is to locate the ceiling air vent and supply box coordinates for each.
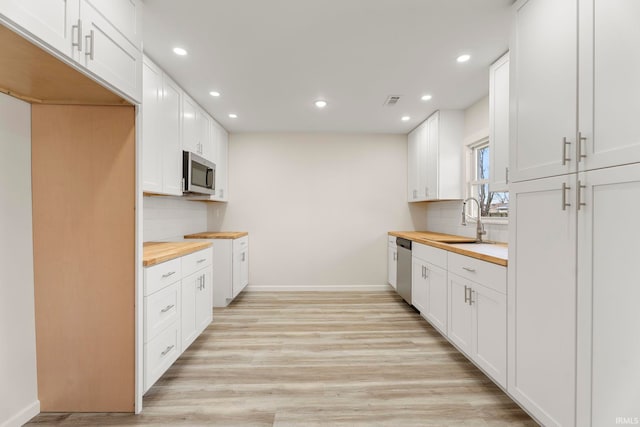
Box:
[384,95,401,106]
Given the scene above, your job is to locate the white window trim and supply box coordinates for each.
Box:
[465,137,509,224]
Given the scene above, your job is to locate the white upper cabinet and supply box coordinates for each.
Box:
[77,0,142,102]
[208,120,229,202]
[181,94,199,155]
[489,52,510,192]
[511,0,640,183]
[141,57,162,193]
[578,0,640,171]
[407,110,463,202]
[0,0,142,102]
[510,0,577,182]
[142,55,182,196]
[0,0,80,56]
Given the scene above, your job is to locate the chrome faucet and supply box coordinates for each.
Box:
[461,197,487,242]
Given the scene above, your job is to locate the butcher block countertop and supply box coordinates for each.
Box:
[389,231,508,266]
[184,231,248,239]
[143,241,213,267]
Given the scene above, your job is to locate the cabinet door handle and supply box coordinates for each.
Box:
[393,252,396,261]
[197,258,207,263]
[241,252,246,262]
[577,180,586,210]
[577,132,587,162]
[162,271,176,278]
[160,345,175,356]
[160,304,175,313]
[561,137,572,165]
[85,30,94,60]
[464,285,470,304]
[72,19,82,52]
[469,289,475,305]
[424,268,429,279]
[562,182,571,211]
[202,275,205,289]
[462,267,476,273]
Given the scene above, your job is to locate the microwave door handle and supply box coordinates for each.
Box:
[206,168,214,188]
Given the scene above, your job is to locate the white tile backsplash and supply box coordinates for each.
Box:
[425,200,508,243]
[143,196,208,241]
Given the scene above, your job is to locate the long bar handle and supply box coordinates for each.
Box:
[577,180,586,210]
[577,132,587,162]
[160,304,175,313]
[72,19,82,52]
[562,137,572,165]
[562,183,571,210]
[85,30,94,60]
[464,285,470,304]
[161,345,175,356]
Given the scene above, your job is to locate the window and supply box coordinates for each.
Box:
[468,140,508,218]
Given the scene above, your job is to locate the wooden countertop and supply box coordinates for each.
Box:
[184,231,248,239]
[389,231,508,266]
[143,241,213,267]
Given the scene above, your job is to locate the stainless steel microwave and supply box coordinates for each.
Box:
[183,151,216,195]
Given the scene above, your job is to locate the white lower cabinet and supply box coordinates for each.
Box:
[387,236,397,289]
[208,235,249,307]
[411,243,448,335]
[181,268,212,351]
[143,247,213,393]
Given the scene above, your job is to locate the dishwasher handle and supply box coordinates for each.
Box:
[396,237,412,250]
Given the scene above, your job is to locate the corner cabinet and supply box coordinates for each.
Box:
[143,247,213,393]
[0,0,143,102]
[407,110,464,202]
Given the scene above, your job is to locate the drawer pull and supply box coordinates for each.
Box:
[162,271,176,278]
[462,267,476,272]
[160,304,175,313]
[197,258,207,263]
[160,345,175,356]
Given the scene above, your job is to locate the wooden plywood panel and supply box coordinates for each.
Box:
[31,105,135,412]
[0,24,128,105]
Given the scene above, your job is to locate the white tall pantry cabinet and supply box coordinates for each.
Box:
[509,0,640,426]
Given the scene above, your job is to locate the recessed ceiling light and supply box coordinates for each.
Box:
[173,47,188,56]
[209,91,220,97]
[228,113,238,119]
[456,54,471,63]
[401,116,411,122]
[315,100,327,108]
[421,94,433,101]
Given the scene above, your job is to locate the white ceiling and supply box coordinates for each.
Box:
[142,0,513,134]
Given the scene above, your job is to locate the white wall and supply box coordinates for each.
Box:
[0,93,39,427]
[207,133,428,290]
[424,95,508,243]
[143,196,208,241]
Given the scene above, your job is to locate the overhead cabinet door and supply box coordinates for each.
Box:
[510,0,577,182]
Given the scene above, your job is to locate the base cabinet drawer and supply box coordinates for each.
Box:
[144,258,181,296]
[144,322,180,392]
[182,247,212,277]
[144,282,180,342]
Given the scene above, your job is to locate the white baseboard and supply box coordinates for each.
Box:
[1,400,40,427]
[244,284,393,292]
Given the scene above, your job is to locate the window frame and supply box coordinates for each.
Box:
[466,137,509,224]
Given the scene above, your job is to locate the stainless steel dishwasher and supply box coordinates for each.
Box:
[396,237,412,304]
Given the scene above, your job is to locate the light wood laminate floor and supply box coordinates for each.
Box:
[29,291,537,426]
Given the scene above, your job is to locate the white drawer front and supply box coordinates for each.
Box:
[144,258,181,296]
[413,242,447,268]
[388,235,397,246]
[182,248,212,277]
[145,282,180,343]
[144,322,180,392]
[447,252,506,294]
[232,236,249,252]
